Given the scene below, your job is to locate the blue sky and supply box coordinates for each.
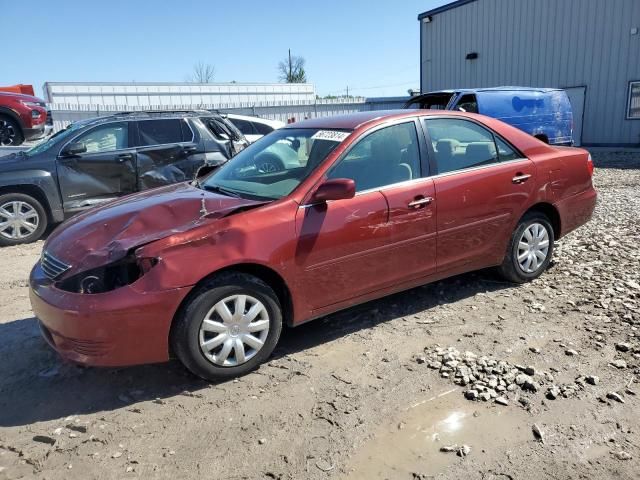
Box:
[3,0,448,99]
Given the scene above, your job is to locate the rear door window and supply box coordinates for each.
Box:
[137,119,190,146]
[253,122,274,135]
[495,136,519,161]
[424,118,499,174]
[230,118,257,136]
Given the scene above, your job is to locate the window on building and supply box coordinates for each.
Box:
[628,81,640,119]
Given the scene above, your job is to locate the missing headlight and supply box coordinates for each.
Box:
[57,256,158,294]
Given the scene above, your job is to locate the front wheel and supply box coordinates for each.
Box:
[498,213,554,283]
[0,115,24,146]
[0,193,48,246]
[171,273,283,381]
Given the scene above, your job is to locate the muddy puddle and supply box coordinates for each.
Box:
[343,388,532,478]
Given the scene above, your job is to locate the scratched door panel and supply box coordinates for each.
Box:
[294,191,391,310]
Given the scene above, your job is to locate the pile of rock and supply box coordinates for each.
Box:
[418,346,599,406]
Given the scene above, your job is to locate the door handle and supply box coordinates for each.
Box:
[117,153,134,163]
[512,173,531,184]
[408,196,434,208]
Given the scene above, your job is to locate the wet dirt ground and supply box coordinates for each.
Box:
[0,153,639,479]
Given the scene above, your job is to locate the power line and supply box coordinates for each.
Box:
[323,80,417,96]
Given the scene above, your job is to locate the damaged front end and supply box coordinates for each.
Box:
[56,253,159,294]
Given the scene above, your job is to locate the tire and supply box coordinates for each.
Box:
[0,115,24,146]
[171,272,283,381]
[498,212,554,284]
[0,193,48,247]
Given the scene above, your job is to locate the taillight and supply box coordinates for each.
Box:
[587,154,594,177]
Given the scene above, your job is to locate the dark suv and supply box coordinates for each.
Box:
[0,110,248,246]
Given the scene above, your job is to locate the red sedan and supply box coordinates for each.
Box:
[30,110,597,380]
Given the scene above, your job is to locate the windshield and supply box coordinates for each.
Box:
[201,128,350,200]
[24,121,88,156]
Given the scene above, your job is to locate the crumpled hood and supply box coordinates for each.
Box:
[45,182,265,274]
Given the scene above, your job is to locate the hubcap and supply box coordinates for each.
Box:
[0,120,16,146]
[199,294,270,367]
[0,201,39,240]
[258,161,279,173]
[517,222,550,273]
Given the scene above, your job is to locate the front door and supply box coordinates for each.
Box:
[295,119,438,311]
[295,191,391,311]
[57,121,136,212]
[423,117,536,273]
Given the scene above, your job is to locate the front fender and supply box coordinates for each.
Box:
[0,170,64,222]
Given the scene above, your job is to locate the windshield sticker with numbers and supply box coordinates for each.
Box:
[311,130,350,142]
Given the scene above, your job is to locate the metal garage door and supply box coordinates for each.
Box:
[564,86,586,146]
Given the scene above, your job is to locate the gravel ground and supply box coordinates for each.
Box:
[0,152,638,480]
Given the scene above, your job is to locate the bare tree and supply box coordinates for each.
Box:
[188,62,215,83]
[278,50,307,83]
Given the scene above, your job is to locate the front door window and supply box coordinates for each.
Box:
[327,122,421,191]
[75,122,129,153]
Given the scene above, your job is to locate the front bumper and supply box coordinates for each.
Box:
[29,262,191,367]
[23,124,46,141]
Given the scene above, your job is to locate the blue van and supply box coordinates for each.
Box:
[404,87,573,145]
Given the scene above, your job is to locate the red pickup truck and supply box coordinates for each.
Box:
[0,91,48,146]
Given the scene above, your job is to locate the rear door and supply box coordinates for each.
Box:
[133,118,200,190]
[57,121,136,212]
[423,117,536,273]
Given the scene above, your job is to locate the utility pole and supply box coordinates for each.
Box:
[346,85,349,98]
[288,49,292,82]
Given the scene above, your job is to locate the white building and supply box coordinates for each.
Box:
[44,82,316,110]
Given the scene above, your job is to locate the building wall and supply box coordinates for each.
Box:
[420,0,640,146]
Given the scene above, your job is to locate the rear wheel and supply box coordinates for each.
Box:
[498,212,554,283]
[171,272,283,381]
[0,115,24,146]
[0,193,48,246]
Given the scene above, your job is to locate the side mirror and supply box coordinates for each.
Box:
[61,142,86,156]
[310,178,355,203]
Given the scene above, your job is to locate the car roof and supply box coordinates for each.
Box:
[282,109,489,130]
[224,113,284,127]
[72,110,227,128]
[426,86,563,94]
